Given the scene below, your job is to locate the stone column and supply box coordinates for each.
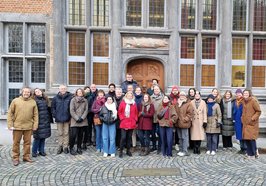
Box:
[219,0,232,89]
[111,0,122,85]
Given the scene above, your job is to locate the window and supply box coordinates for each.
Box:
[31,60,45,83]
[180,64,194,86]
[126,0,142,26]
[8,89,20,106]
[232,38,246,87]
[181,36,195,59]
[69,0,85,25]
[92,0,109,26]
[149,0,165,27]
[181,0,196,29]
[252,38,266,87]
[232,0,247,31]
[201,65,215,86]
[8,60,23,82]
[8,24,23,53]
[202,0,217,30]
[93,32,109,57]
[201,37,216,86]
[254,0,266,31]
[68,32,86,85]
[30,25,45,54]
[93,63,109,85]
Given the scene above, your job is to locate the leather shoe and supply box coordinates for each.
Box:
[63,147,69,154]
[77,148,82,155]
[57,147,63,154]
[32,152,38,157]
[39,152,46,156]
[23,158,33,163]
[13,160,19,166]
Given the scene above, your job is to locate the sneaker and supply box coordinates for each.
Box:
[178,152,185,157]
[177,151,183,156]
[39,152,46,156]
[103,153,108,157]
[211,151,216,155]
[110,154,115,157]
[206,150,211,155]
[96,149,101,153]
[175,144,179,151]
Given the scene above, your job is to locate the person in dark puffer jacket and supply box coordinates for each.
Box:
[32,88,53,157]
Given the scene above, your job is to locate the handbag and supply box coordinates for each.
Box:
[93,115,102,125]
[157,107,168,120]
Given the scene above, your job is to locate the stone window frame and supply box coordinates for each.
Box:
[253,0,266,32]
[232,0,249,31]
[202,0,218,31]
[91,32,110,86]
[67,0,86,26]
[180,0,197,30]
[6,23,23,54]
[91,0,110,27]
[29,24,46,54]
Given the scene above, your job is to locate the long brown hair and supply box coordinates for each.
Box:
[33,88,49,104]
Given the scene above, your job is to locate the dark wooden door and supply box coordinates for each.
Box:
[127,59,164,91]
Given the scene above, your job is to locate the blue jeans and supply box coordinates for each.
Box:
[138,130,151,147]
[102,123,116,154]
[32,138,45,154]
[206,133,218,152]
[246,140,257,156]
[159,127,173,156]
[177,128,189,153]
[95,125,103,151]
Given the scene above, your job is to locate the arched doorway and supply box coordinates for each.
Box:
[127,59,164,91]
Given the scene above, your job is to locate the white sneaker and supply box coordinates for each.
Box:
[103,153,108,157]
[177,151,183,156]
[110,154,115,157]
[211,151,216,155]
[206,150,211,155]
[178,152,185,157]
[175,144,179,151]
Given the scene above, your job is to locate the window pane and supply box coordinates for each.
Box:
[8,24,23,53]
[126,0,142,26]
[202,0,217,30]
[233,0,247,31]
[232,38,246,60]
[9,89,20,106]
[93,0,109,26]
[69,32,85,56]
[93,63,108,85]
[93,32,109,57]
[254,0,266,31]
[181,36,195,59]
[9,60,23,82]
[201,65,215,86]
[202,37,216,59]
[31,60,45,83]
[181,0,196,29]
[252,66,265,87]
[68,62,85,85]
[69,0,85,25]
[149,0,164,27]
[253,39,266,60]
[180,64,194,86]
[31,25,45,53]
[232,66,245,87]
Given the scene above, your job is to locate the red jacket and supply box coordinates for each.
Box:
[138,103,155,130]
[118,100,138,129]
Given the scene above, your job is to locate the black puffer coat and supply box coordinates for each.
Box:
[33,96,52,139]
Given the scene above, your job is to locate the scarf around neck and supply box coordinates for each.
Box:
[105,102,117,120]
[124,98,135,118]
[178,97,187,107]
[207,102,215,117]
[224,98,232,119]
[162,102,170,119]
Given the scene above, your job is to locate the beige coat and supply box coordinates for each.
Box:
[190,100,207,140]
[7,96,38,130]
[70,97,88,127]
[205,103,222,134]
[241,97,261,140]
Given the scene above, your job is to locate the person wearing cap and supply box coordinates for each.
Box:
[220,90,235,151]
[157,95,177,157]
[175,91,193,157]
[233,89,246,154]
[241,89,261,159]
[190,91,207,154]
[205,94,222,156]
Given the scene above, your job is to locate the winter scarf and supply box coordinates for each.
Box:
[124,98,135,118]
[162,102,170,120]
[105,102,117,120]
[207,102,215,117]
[76,96,84,103]
[96,96,106,106]
[151,92,163,101]
[195,99,201,109]
[170,92,179,106]
[224,98,232,118]
[177,97,187,107]
[141,101,151,113]
[135,94,143,105]
[236,97,243,107]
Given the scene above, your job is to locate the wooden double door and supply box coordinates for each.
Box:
[127,59,164,91]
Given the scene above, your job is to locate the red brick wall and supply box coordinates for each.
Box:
[0,0,52,15]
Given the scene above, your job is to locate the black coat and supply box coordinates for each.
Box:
[99,106,116,125]
[33,96,52,139]
[51,92,73,122]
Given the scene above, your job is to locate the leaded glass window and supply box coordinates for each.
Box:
[202,0,217,30]
[31,25,45,53]
[233,0,247,31]
[93,0,109,26]
[69,0,85,25]
[8,60,23,82]
[8,24,23,53]
[181,0,196,29]
[254,0,266,31]
[31,60,45,83]
[126,0,142,26]
[149,0,164,27]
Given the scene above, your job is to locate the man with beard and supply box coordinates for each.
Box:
[105,83,116,98]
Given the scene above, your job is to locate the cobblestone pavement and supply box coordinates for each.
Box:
[0,131,266,186]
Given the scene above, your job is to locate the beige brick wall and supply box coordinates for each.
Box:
[0,0,53,15]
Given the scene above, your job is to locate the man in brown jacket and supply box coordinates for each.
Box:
[7,87,38,166]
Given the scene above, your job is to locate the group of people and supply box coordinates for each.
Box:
[7,73,261,166]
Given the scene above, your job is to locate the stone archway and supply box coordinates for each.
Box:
[127,59,164,91]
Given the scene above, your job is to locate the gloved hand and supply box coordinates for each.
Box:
[77,117,83,123]
[216,122,222,128]
[203,122,207,129]
[141,112,145,116]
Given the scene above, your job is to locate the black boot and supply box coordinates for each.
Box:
[119,149,123,158]
[70,148,77,155]
[193,148,197,154]
[77,148,82,155]
[126,149,132,157]
[82,144,87,151]
[144,147,150,156]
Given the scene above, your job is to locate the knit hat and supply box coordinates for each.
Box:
[172,85,179,91]
[235,89,243,94]
[179,91,186,96]
[207,94,215,100]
